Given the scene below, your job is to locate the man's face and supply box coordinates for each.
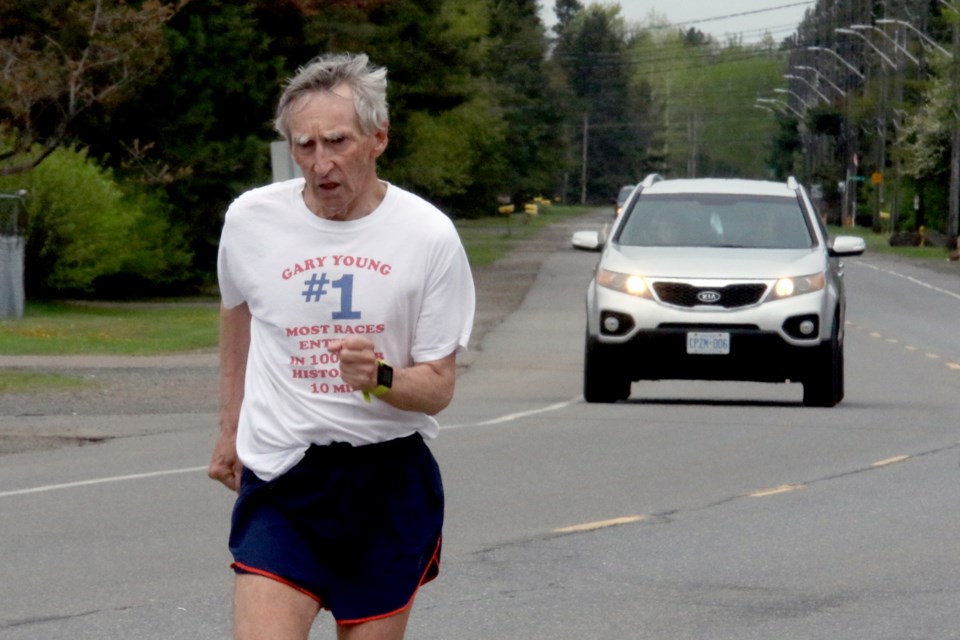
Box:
[288,85,387,221]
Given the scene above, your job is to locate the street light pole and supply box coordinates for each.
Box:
[875,18,951,57]
[852,24,918,228]
[806,46,865,80]
[773,87,811,108]
[784,74,832,103]
[850,24,920,66]
[837,27,901,228]
[795,66,847,98]
[836,28,898,70]
[757,97,804,119]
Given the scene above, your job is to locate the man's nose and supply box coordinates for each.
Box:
[307,149,334,175]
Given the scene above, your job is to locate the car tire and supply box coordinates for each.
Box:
[583,335,631,403]
[802,313,844,408]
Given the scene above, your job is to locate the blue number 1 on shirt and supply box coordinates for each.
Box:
[332,274,361,319]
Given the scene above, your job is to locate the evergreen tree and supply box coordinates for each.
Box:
[552,4,654,201]
[80,1,286,271]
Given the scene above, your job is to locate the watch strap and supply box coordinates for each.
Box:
[362,360,393,402]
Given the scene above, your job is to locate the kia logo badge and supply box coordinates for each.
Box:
[697,290,722,304]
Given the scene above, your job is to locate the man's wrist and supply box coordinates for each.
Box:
[372,359,393,395]
[363,360,393,401]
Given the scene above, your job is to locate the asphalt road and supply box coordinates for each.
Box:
[1,214,959,639]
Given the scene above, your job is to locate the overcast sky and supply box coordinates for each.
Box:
[539,1,813,43]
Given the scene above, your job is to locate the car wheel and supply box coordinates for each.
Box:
[802,314,844,407]
[583,335,631,403]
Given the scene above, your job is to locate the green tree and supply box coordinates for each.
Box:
[0,144,191,296]
[81,0,286,269]
[633,29,784,180]
[553,3,656,201]
[0,0,180,175]
[296,0,565,215]
[553,0,583,36]
[480,0,567,204]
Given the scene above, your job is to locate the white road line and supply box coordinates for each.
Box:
[0,466,208,499]
[3,398,582,498]
[441,397,580,430]
[856,262,960,301]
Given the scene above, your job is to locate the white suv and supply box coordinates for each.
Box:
[573,175,866,407]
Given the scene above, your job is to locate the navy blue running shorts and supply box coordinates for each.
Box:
[228,433,444,624]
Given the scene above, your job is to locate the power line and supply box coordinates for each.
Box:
[646,1,814,30]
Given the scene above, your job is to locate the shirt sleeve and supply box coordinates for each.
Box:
[217,211,246,309]
[411,232,475,363]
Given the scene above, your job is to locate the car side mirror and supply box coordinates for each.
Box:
[571,230,604,252]
[828,235,867,257]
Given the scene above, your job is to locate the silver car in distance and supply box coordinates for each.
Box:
[574,175,866,407]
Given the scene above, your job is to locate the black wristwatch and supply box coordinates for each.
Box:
[372,360,393,397]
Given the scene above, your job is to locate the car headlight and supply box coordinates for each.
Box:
[597,269,651,298]
[771,272,826,300]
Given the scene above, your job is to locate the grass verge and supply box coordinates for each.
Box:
[11,208,949,361]
[455,204,595,267]
[0,205,597,359]
[0,370,94,393]
[0,300,220,356]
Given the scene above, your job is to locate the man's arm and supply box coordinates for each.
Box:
[330,337,457,416]
[208,302,251,491]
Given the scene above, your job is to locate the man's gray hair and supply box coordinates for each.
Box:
[274,52,388,140]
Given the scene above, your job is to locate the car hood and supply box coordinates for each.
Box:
[604,245,826,279]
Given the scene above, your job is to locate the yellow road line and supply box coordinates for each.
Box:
[872,455,910,468]
[554,515,645,534]
[750,484,803,498]
[947,362,960,371]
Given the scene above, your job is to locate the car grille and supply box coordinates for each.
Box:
[652,282,767,309]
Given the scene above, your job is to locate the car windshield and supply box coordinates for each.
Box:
[616,193,815,249]
[617,185,634,205]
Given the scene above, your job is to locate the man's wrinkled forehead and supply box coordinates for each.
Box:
[289,85,360,138]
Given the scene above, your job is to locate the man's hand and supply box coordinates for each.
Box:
[212,302,250,492]
[328,336,379,393]
[329,338,459,415]
[208,430,243,492]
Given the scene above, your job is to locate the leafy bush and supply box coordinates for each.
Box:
[0,145,193,297]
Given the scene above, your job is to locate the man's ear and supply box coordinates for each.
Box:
[371,127,388,159]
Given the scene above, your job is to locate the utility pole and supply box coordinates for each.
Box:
[951,5,960,238]
[581,112,588,206]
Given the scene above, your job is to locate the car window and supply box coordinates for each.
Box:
[616,194,815,249]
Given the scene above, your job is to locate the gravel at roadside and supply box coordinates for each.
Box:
[0,209,612,452]
[5,209,955,453]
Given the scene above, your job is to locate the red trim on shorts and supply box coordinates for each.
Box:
[231,562,325,606]
[336,535,443,626]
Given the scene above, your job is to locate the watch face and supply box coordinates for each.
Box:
[377,362,394,388]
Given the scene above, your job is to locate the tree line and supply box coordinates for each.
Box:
[778,0,960,240]
[6,0,895,298]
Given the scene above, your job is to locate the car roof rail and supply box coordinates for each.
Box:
[640,173,664,188]
[786,176,800,191]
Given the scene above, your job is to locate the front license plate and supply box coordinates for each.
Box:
[686,332,730,355]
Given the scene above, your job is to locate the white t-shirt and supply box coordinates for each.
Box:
[218,179,475,480]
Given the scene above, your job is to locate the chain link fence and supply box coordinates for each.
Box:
[0,190,27,318]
